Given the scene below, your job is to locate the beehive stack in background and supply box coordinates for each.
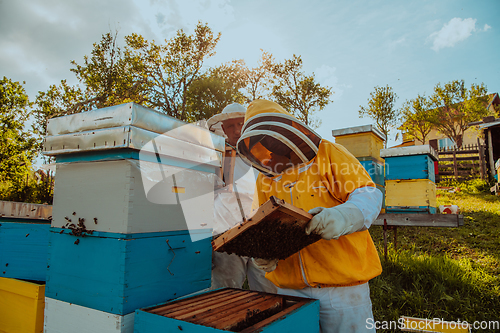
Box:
[332,125,386,212]
[42,103,224,333]
[0,201,52,333]
[496,158,500,183]
[381,145,438,214]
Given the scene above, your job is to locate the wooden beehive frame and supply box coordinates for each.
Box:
[212,196,320,260]
[144,288,311,332]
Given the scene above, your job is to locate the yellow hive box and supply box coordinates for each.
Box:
[0,277,45,333]
[385,179,436,212]
[332,125,385,161]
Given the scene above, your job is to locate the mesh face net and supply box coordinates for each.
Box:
[237,114,321,175]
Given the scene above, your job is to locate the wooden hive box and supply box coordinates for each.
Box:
[45,227,212,316]
[134,288,320,333]
[44,298,134,333]
[381,145,438,182]
[332,125,386,161]
[385,179,437,214]
[0,277,45,333]
[0,201,52,281]
[50,158,217,236]
[213,196,321,260]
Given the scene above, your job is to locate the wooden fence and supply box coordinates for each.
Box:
[435,142,487,182]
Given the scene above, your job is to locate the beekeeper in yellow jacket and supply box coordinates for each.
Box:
[236,100,383,333]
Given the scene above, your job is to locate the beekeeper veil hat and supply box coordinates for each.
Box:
[236,99,322,176]
[207,103,246,131]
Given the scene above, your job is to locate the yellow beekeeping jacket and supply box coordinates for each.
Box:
[255,140,382,288]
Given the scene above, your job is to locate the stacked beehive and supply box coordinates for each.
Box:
[0,201,52,333]
[332,125,386,212]
[496,159,500,183]
[42,103,224,332]
[381,145,438,214]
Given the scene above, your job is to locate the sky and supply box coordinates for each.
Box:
[1,0,499,148]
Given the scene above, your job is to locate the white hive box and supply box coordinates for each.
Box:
[43,103,225,235]
[50,159,215,234]
[44,297,134,333]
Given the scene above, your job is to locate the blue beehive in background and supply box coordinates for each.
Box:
[0,201,52,281]
[381,145,438,182]
[381,145,438,214]
[358,158,385,186]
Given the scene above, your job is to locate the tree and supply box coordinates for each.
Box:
[270,55,333,129]
[185,60,247,122]
[359,85,399,148]
[125,22,221,121]
[243,50,274,101]
[70,31,149,111]
[401,94,433,144]
[429,80,489,148]
[33,80,85,138]
[0,77,37,185]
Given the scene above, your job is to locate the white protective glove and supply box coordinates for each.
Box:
[252,258,279,272]
[305,202,366,240]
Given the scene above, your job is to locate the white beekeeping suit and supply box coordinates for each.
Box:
[207,103,277,293]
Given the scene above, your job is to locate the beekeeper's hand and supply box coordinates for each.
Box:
[252,258,279,272]
[306,202,366,240]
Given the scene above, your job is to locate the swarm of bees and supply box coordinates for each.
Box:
[61,212,98,243]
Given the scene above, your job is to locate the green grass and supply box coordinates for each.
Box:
[369,180,500,332]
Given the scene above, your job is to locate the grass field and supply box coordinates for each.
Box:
[369,180,500,332]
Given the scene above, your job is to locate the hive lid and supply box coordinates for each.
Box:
[45,103,225,154]
[212,196,320,260]
[43,125,223,167]
[380,144,439,161]
[331,124,386,141]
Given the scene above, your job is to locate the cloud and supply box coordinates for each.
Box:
[483,24,491,32]
[429,18,477,51]
[132,0,236,40]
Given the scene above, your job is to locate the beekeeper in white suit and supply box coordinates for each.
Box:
[207,103,277,293]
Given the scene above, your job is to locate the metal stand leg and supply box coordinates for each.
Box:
[383,219,388,261]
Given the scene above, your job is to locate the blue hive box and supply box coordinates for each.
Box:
[134,288,320,333]
[381,145,438,182]
[45,228,212,315]
[358,158,385,186]
[0,201,52,281]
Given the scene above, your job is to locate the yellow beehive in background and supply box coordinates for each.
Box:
[385,179,437,214]
[0,277,45,333]
[332,125,386,162]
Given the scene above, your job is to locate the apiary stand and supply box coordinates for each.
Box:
[374,213,464,260]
